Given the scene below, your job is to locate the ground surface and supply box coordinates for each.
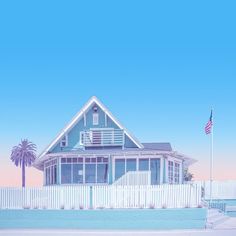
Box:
[1,229,236,236]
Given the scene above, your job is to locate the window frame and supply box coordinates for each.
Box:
[93,112,99,125]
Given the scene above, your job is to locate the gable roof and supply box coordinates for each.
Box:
[37,96,143,159]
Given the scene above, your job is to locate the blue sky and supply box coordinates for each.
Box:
[0,0,236,185]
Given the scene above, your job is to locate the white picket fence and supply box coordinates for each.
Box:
[93,184,201,208]
[0,186,90,209]
[0,184,202,209]
[196,180,236,200]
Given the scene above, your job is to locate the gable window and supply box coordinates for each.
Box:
[93,113,99,125]
[92,106,99,125]
[60,135,68,147]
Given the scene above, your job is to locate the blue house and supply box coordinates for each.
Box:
[34,96,195,186]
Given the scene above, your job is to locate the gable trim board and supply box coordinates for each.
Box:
[37,96,144,160]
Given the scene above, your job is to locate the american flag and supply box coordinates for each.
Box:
[205,110,213,134]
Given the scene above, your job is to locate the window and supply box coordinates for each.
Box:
[60,156,109,184]
[73,164,83,184]
[85,164,96,183]
[174,163,180,184]
[115,159,125,180]
[60,135,68,147]
[54,165,57,184]
[93,113,99,125]
[168,161,180,184]
[61,164,72,184]
[45,159,57,185]
[97,163,108,183]
[150,158,160,185]
[126,159,136,172]
[139,159,149,171]
[46,167,50,185]
[168,161,174,184]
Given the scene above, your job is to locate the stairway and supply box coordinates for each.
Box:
[206,208,230,229]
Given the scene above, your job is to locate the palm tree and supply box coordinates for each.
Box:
[10,139,37,187]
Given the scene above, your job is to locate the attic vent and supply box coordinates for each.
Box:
[93,106,98,112]
[60,135,68,147]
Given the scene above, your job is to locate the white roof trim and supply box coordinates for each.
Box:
[37,96,143,159]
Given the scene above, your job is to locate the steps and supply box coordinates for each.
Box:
[206,209,230,229]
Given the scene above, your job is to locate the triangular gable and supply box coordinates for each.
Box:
[37,96,143,159]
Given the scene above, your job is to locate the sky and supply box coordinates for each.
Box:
[0,0,236,187]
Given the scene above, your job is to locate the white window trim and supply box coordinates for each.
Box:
[93,112,99,125]
[167,158,181,184]
[80,132,84,145]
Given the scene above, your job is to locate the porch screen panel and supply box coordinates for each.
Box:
[54,165,57,184]
[97,164,108,183]
[150,158,160,185]
[126,159,136,172]
[73,164,83,184]
[46,167,50,185]
[85,164,96,183]
[61,164,72,184]
[139,159,149,171]
[115,159,125,180]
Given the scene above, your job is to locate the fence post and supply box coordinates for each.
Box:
[90,186,93,209]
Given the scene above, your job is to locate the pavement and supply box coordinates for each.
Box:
[214,217,236,229]
[1,229,236,236]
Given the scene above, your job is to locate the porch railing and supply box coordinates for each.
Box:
[113,171,151,185]
[81,129,124,147]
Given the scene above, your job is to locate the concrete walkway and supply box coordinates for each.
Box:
[1,229,236,236]
[206,209,236,229]
[214,217,236,229]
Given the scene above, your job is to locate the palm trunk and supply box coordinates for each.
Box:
[22,161,25,188]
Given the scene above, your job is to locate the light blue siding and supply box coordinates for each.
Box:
[85,104,106,128]
[51,118,84,153]
[49,102,139,153]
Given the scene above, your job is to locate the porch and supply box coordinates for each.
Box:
[44,153,183,186]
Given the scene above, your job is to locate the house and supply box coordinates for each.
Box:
[34,96,196,186]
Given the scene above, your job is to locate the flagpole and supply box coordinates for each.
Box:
[210,109,213,204]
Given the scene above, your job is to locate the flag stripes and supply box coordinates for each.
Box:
[205,110,213,134]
